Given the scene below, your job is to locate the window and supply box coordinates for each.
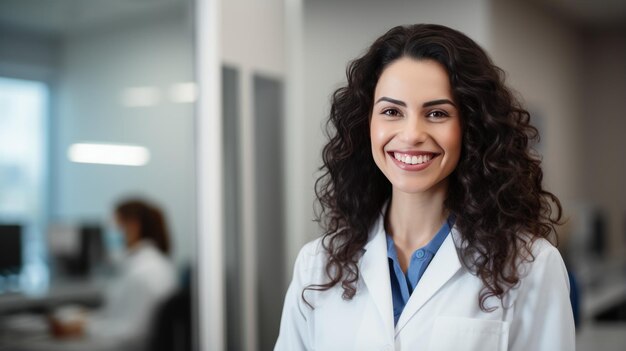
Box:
[0,76,49,294]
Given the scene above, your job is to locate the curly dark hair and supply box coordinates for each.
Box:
[309,24,562,311]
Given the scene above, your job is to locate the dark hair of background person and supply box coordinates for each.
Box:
[310,23,563,312]
[115,199,171,256]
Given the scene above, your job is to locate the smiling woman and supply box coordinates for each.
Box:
[275,24,575,351]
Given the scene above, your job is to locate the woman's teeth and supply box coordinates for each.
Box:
[393,152,432,165]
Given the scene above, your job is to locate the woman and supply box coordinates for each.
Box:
[87,199,177,345]
[51,199,177,350]
[275,24,574,351]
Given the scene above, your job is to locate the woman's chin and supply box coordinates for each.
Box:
[390,178,448,195]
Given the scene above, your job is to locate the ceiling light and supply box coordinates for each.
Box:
[67,143,150,166]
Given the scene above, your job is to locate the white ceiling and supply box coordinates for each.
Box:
[1,0,624,36]
[0,0,186,36]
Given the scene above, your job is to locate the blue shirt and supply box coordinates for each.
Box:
[386,216,454,325]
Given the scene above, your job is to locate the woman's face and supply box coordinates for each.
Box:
[116,215,141,248]
[370,57,462,195]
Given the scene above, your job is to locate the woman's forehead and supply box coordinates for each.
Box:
[374,58,453,104]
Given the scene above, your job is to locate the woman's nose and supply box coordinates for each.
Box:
[400,116,428,144]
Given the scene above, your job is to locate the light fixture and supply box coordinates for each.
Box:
[67,143,150,166]
[121,86,160,107]
[169,82,198,103]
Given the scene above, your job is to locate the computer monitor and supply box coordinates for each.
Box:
[77,224,105,276]
[48,222,105,277]
[0,224,22,273]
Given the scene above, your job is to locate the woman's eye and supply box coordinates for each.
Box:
[382,108,401,117]
[427,110,449,119]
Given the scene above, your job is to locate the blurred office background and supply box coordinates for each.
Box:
[0,0,196,350]
[0,0,624,350]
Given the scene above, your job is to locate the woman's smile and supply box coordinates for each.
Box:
[388,151,441,170]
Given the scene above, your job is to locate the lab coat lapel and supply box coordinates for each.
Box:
[360,213,395,341]
[395,228,462,334]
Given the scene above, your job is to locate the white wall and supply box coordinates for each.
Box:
[221,0,285,75]
[53,10,196,267]
[220,1,286,350]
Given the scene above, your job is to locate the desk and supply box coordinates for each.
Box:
[0,280,103,315]
[0,280,106,351]
[0,319,131,351]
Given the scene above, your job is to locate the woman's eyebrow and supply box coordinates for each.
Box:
[422,99,456,108]
[375,96,406,107]
[375,97,456,108]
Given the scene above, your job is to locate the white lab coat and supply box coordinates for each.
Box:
[275,212,575,351]
[86,240,177,350]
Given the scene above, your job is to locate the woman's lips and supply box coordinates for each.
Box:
[387,151,440,171]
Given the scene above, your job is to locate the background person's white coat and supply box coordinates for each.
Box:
[87,240,177,349]
[275,213,575,351]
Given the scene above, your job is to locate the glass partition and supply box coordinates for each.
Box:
[0,1,197,350]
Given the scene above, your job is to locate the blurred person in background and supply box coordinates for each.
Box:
[50,198,177,350]
[276,24,574,350]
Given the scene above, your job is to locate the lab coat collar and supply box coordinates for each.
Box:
[361,202,395,343]
[395,228,462,334]
[360,202,463,339]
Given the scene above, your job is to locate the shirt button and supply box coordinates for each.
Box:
[382,345,393,351]
[415,249,425,259]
